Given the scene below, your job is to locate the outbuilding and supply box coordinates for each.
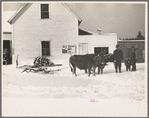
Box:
[118,40,145,63]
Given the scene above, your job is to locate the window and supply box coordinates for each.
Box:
[62,45,76,53]
[41,4,49,19]
[41,41,50,56]
[79,43,88,54]
[94,47,109,55]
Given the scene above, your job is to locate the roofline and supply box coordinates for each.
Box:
[8,3,82,25]
[62,3,82,25]
[79,28,95,35]
[8,3,32,24]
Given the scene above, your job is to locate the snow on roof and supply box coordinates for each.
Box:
[3,11,16,32]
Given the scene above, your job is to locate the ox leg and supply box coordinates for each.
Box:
[88,69,91,77]
[94,70,96,76]
[115,66,118,73]
[93,68,96,76]
[128,65,130,71]
[101,68,103,74]
[126,66,128,71]
[98,67,100,74]
[74,66,77,77]
[85,69,87,73]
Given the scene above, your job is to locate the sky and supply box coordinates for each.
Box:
[2,2,146,39]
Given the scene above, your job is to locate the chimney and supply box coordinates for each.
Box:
[97,29,102,35]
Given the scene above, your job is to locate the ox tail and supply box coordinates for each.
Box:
[69,58,73,72]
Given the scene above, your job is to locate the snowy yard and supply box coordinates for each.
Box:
[2,60,147,117]
[2,60,146,100]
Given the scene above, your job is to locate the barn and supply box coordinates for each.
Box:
[6,2,118,65]
[118,40,145,63]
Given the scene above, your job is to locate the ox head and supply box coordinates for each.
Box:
[109,54,115,62]
[103,53,115,63]
[94,55,105,66]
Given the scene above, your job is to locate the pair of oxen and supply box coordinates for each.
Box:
[69,53,115,77]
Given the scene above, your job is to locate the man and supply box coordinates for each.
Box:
[113,44,123,73]
[131,46,137,71]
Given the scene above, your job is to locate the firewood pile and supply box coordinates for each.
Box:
[20,56,62,74]
[34,56,54,67]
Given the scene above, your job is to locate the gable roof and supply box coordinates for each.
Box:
[79,28,93,35]
[8,3,82,25]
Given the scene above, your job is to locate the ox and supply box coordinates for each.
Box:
[97,53,115,74]
[69,54,104,77]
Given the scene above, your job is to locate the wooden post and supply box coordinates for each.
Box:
[16,54,19,68]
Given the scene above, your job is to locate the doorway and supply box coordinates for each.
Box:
[3,40,12,64]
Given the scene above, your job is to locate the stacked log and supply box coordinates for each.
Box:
[20,57,62,74]
[33,56,54,67]
[21,67,61,74]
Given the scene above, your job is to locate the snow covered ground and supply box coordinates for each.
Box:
[2,60,146,99]
[2,60,147,116]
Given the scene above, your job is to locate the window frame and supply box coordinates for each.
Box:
[94,47,109,55]
[40,4,50,19]
[41,41,51,56]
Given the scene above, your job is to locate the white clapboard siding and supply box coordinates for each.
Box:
[13,3,78,64]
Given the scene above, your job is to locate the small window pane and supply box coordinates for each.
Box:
[41,4,49,11]
[45,42,49,48]
[41,12,49,19]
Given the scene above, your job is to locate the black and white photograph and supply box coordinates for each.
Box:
[2,1,148,117]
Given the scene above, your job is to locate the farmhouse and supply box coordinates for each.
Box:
[6,3,118,65]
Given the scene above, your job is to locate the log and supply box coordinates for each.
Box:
[21,67,61,74]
